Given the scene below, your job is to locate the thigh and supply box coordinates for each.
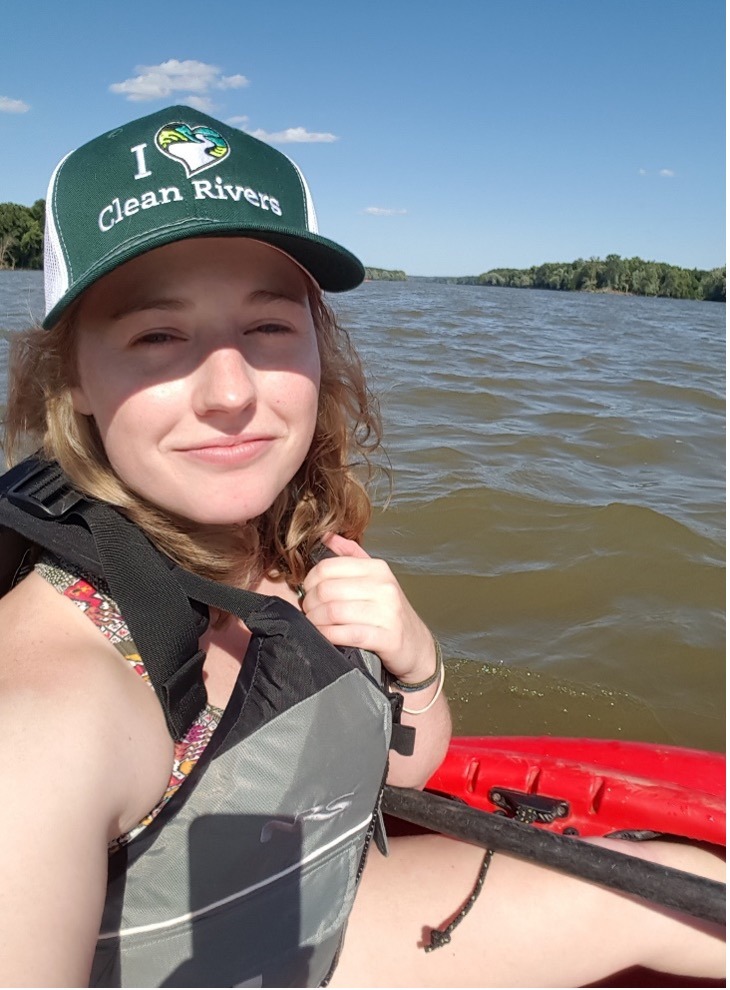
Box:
[330,834,724,989]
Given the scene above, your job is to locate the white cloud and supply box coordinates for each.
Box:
[638,167,677,178]
[226,115,251,127]
[110,60,249,102]
[247,126,338,144]
[363,207,407,216]
[0,96,30,113]
[184,95,217,113]
[219,74,248,90]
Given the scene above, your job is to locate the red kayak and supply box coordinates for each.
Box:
[426,736,725,844]
[419,737,725,989]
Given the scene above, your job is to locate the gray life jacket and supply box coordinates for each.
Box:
[0,458,412,987]
[91,616,392,988]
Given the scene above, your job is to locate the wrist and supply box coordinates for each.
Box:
[393,636,442,692]
[396,639,446,716]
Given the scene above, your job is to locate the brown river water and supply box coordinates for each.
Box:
[1,273,725,752]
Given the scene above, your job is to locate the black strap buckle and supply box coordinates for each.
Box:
[489,786,570,824]
[5,458,88,520]
[387,691,416,756]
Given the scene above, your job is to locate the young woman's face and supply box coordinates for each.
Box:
[72,238,321,525]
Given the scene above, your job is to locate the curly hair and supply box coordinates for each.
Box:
[2,284,383,589]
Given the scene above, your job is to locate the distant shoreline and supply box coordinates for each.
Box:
[365,256,725,302]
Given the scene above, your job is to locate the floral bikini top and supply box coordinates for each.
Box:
[36,554,223,852]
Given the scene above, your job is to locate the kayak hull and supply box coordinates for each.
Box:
[419,737,725,988]
[426,736,725,843]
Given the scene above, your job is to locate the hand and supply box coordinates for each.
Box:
[300,533,437,683]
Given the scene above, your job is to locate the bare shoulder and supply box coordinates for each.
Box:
[0,570,174,984]
[0,570,173,836]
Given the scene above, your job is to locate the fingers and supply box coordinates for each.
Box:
[303,555,392,593]
[302,546,402,656]
[301,544,433,680]
[320,532,372,559]
[304,615,394,654]
[301,561,402,650]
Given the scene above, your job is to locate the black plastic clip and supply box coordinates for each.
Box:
[387,691,416,756]
[489,786,570,825]
[5,458,87,520]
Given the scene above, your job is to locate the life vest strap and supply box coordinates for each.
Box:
[0,456,409,752]
[0,456,210,739]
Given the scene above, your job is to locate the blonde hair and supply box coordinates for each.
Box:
[2,285,383,589]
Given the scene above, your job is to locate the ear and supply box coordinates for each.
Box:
[70,385,93,416]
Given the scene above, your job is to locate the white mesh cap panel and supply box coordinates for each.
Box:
[287,155,319,234]
[43,153,72,318]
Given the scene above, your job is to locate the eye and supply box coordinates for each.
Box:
[133,330,181,345]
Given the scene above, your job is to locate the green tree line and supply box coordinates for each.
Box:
[364,267,406,281]
[456,254,725,302]
[0,201,45,269]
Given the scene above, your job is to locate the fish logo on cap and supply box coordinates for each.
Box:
[155,122,231,177]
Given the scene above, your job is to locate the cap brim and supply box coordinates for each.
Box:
[42,222,364,329]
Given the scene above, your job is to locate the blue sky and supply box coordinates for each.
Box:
[1,0,724,276]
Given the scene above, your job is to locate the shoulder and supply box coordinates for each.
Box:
[0,570,173,839]
[0,571,169,985]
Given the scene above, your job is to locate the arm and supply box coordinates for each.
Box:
[301,534,452,787]
[0,690,112,986]
[0,574,171,986]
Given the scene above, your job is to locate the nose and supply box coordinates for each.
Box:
[192,346,256,416]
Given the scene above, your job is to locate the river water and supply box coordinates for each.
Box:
[0,273,725,751]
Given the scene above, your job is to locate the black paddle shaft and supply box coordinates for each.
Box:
[382,786,725,927]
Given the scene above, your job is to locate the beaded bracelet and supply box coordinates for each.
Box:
[393,637,443,692]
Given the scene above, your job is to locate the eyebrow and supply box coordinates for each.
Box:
[248,288,308,306]
[110,298,187,321]
[110,288,307,322]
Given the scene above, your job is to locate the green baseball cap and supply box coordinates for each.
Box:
[43,105,364,328]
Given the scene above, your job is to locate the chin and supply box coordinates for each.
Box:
[175,498,278,528]
[131,478,285,528]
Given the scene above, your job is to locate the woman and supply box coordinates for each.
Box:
[0,106,723,988]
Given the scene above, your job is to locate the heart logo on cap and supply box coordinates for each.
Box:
[155,122,231,177]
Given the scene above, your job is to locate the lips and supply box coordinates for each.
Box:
[183,434,273,451]
[179,435,277,465]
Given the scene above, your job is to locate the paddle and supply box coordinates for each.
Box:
[382,786,725,926]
